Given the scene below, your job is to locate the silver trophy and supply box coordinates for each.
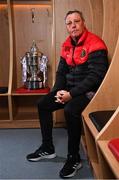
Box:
[21,41,48,89]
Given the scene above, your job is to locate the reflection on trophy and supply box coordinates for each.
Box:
[21,41,48,89]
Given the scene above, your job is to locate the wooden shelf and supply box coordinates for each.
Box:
[12,93,49,96]
[0,119,40,128]
[0,93,9,96]
[11,0,52,5]
[0,0,54,127]
[13,112,38,121]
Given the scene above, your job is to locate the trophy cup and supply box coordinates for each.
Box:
[21,41,48,90]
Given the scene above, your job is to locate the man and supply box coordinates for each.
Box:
[26,10,108,178]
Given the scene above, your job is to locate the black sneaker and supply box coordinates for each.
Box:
[59,155,82,178]
[26,145,56,162]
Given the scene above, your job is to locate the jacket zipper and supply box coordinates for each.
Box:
[72,46,76,65]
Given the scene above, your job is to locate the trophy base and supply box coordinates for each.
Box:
[25,81,43,90]
[15,86,50,94]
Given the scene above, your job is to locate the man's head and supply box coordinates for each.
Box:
[65,10,86,40]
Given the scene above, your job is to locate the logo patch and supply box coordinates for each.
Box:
[80,49,86,58]
[65,47,71,51]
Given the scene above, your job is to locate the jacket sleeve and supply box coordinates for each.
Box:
[52,57,69,92]
[69,50,109,97]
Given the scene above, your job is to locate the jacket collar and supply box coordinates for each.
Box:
[63,28,88,47]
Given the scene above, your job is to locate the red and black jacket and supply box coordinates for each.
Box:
[52,29,109,97]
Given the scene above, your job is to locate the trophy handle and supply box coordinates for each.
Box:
[21,56,27,83]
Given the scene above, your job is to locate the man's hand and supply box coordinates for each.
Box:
[55,90,72,104]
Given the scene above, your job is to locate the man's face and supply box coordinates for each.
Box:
[65,12,85,39]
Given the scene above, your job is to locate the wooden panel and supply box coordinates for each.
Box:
[11,4,52,89]
[11,96,38,120]
[0,96,9,120]
[89,0,103,37]
[102,0,119,61]
[0,3,10,87]
[83,34,119,115]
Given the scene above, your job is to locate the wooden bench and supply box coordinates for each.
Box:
[82,35,119,178]
[82,0,119,177]
[97,107,119,179]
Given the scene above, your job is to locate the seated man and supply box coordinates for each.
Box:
[26,10,109,179]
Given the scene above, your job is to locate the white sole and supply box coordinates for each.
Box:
[61,163,82,178]
[28,153,56,162]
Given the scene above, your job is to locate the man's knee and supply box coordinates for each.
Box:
[64,103,73,115]
[37,91,57,112]
[64,102,82,119]
[37,95,48,111]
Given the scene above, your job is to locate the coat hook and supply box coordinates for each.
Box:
[31,8,35,23]
[46,9,49,17]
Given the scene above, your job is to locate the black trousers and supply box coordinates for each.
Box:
[37,91,90,156]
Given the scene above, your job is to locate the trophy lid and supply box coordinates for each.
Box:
[30,40,42,57]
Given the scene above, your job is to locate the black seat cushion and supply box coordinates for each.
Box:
[89,110,115,132]
[0,87,8,94]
